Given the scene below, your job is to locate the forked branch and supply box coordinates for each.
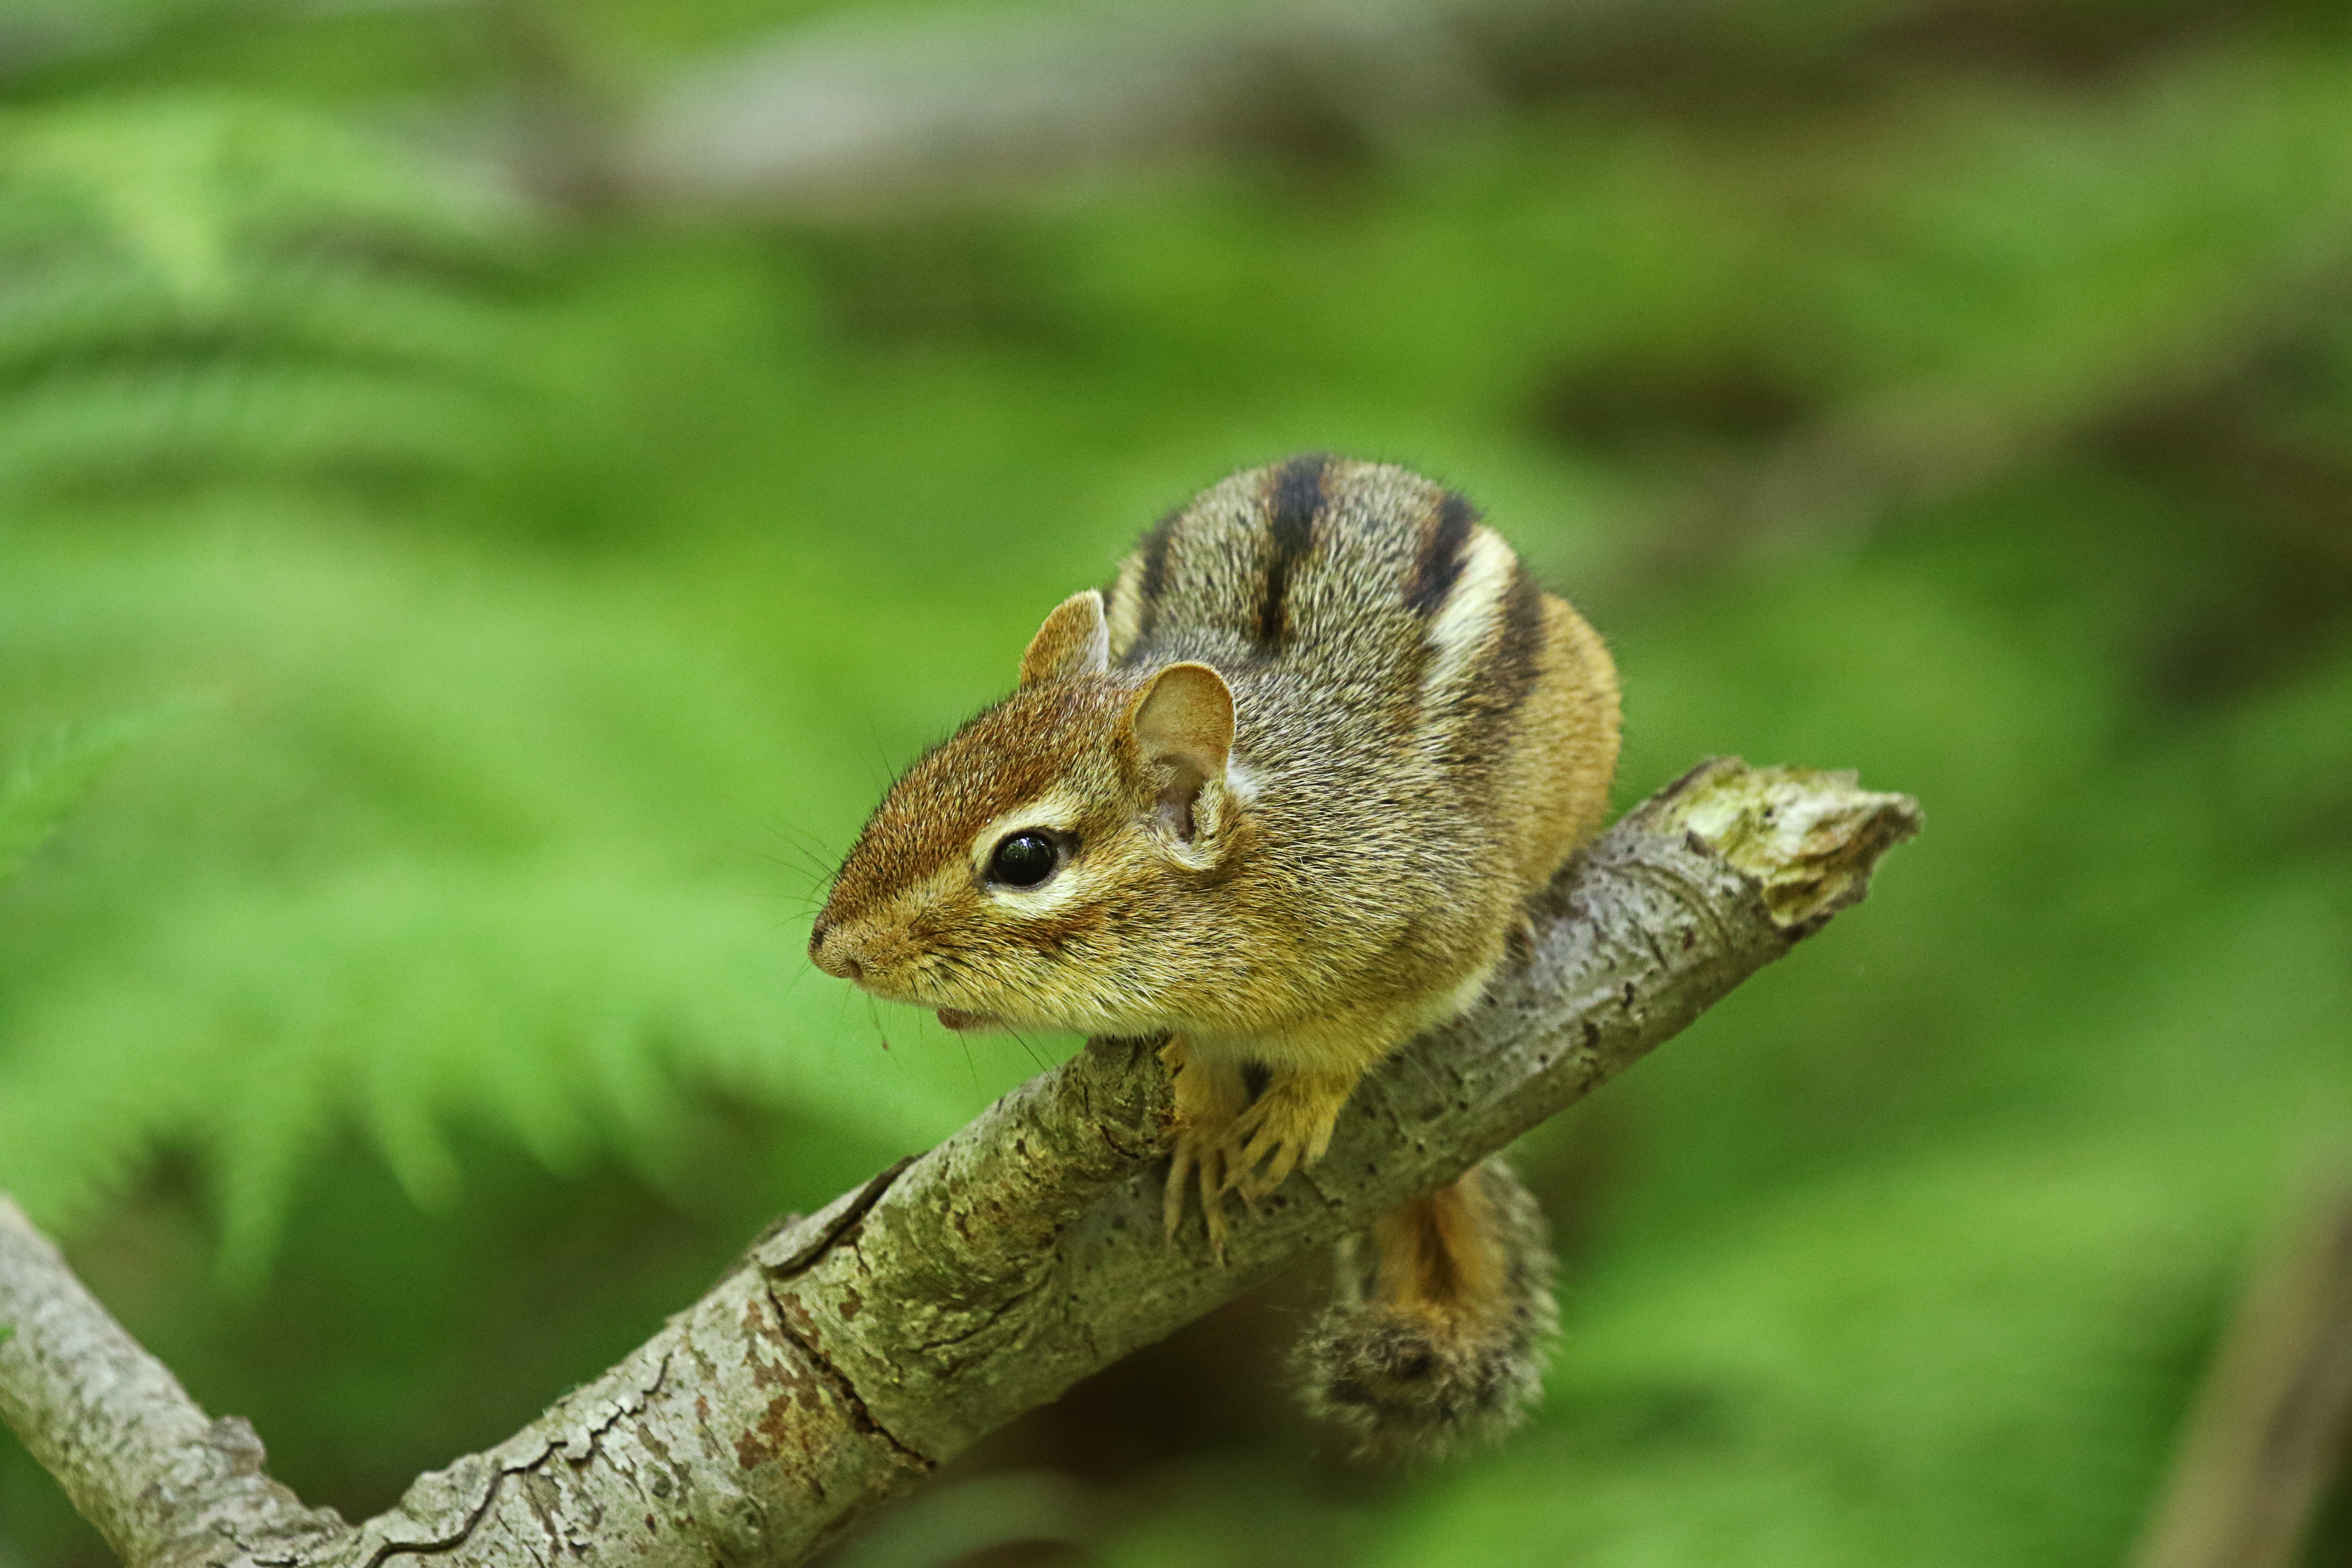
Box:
[0,757,1919,1568]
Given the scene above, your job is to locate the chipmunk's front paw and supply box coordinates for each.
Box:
[1164,1123,1234,1256]
[1224,1070,1352,1200]
[1161,1037,1249,1258]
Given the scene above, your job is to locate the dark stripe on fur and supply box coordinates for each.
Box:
[1408,491,1478,617]
[1476,568,1547,722]
[1257,453,1327,648]
[1134,509,1180,637]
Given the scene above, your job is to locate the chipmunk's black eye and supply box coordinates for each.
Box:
[988,831,1059,888]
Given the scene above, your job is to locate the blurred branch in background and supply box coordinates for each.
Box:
[0,761,1920,1568]
[606,0,2352,605]
[2127,1176,2352,1568]
[613,0,2275,216]
[624,0,1513,214]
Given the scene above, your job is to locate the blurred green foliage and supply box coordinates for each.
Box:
[2,2,2349,1565]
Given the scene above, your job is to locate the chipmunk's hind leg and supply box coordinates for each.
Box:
[1223,1064,1358,1201]
[1162,1037,1251,1256]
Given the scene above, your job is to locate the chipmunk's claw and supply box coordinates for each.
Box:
[1221,1071,1347,1201]
[1161,1036,1247,1260]
[1163,1125,1231,1260]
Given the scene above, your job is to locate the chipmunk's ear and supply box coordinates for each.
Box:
[1129,662,1233,842]
[1020,589,1110,686]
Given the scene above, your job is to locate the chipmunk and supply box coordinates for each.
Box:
[809,454,1620,1458]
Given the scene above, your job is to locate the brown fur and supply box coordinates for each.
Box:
[1294,1158,1559,1463]
[810,455,1620,1459]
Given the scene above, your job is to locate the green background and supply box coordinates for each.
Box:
[1,2,2347,1564]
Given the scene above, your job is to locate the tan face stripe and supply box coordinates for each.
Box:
[819,683,1108,922]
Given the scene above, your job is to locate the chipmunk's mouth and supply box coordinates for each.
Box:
[935,1008,1001,1032]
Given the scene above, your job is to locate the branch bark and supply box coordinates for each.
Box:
[0,756,1919,1568]
[0,1200,347,1568]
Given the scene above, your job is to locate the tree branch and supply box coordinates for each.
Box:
[0,1199,348,1568]
[0,756,1918,1568]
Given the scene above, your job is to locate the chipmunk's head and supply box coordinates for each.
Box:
[809,589,1251,1037]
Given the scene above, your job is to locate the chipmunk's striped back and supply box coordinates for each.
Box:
[1104,453,1550,763]
[815,452,1620,1464]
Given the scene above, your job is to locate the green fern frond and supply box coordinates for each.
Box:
[0,518,1027,1290]
[0,94,515,285]
[0,363,523,500]
[0,93,537,516]
[0,706,181,886]
[0,858,996,1291]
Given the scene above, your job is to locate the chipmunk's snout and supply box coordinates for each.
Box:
[808,918,863,982]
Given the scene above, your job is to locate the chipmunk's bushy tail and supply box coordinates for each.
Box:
[1292,1157,1558,1464]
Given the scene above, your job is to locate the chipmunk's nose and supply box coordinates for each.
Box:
[808,919,863,981]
